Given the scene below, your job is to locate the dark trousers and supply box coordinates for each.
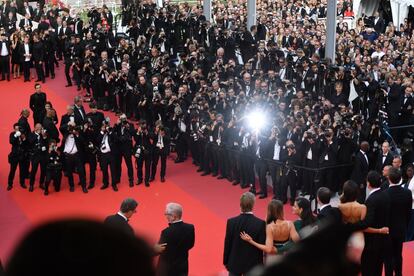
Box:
[218,146,229,177]
[319,165,336,192]
[0,55,10,79]
[64,63,72,85]
[34,60,45,81]
[23,61,31,81]
[99,152,116,186]
[29,156,46,187]
[269,163,282,198]
[256,159,268,195]
[64,153,86,188]
[201,142,212,173]
[281,172,297,203]
[85,154,97,186]
[240,153,255,188]
[361,238,386,276]
[384,237,403,276]
[228,148,240,182]
[151,151,167,179]
[115,150,134,183]
[8,159,29,187]
[45,57,55,77]
[44,169,62,191]
[137,154,151,182]
[175,133,188,161]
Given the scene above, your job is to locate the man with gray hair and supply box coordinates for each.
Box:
[223,192,266,276]
[156,202,195,276]
[104,198,138,236]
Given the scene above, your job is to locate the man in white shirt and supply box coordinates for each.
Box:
[98,123,117,191]
[0,32,10,81]
[151,125,170,183]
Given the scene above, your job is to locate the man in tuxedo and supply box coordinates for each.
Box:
[351,141,370,202]
[19,13,32,33]
[97,121,118,191]
[73,96,86,126]
[151,125,170,182]
[0,32,10,81]
[103,198,138,236]
[375,141,393,172]
[352,171,390,276]
[317,187,341,223]
[156,203,195,276]
[29,83,47,125]
[32,34,45,83]
[384,167,412,276]
[371,12,385,33]
[223,192,266,276]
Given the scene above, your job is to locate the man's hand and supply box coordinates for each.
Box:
[154,243,167,254]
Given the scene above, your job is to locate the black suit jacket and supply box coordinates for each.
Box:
[374,151,393,172]
[385,185,412,240]
[73,105,86,126]
[104,213,134,237]
[223,214,265,275]
[317,205,341,223]
[157,221,195,276]
[351,151,369,185]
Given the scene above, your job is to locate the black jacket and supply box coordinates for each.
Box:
[104,213,134,237]
[351,151,370,185]
[157,221,195,276]
[385,185,412,240]
[374,151,393,172]
[223,214,265,275]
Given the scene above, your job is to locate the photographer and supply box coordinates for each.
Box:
[281,142,300,205]
[97,118,118,191]
[44,140,63,196]
[114,114,135,187]
[28,123,49,192]
[134,120,152,187]
[151,124,170,182]
[7,124,30,191]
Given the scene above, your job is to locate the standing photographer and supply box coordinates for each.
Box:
[151,124,170,183]
[44,140,63,195]
[134,120,152,187]
[97,119,118,191]
[28,123,48,192]
[114,114,135,187]
[7,124,30,191]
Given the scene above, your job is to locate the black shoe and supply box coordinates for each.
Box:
[112,185,118,192]
[82,187,88,193]
[232,180,240,185]
[149,177,155,182]
[20,183,27,189]
[217,175,225,180]
[77,86,81,91]
[65,84,72,87]
[161,177,165,183]
[69,186,75,192]
[7,185,12,191]
[44,190,49,196]
[29,186,34,192]
[196,168,203,172]
[51,75,55,79]
[174,159,184,163]
[87,184,95,189]
[136,180,143,185]
[259,194,267,199]
[100,185,108,190]
[129,181,134,187]
[212,173,218,177]
[145,181,150,187]
[200,172,210,176]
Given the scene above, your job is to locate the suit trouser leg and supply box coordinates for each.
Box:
[29,158,40,187]
[64,63,72,85]
[151,152,160,179]
[361,244,384,276]
[160,154,167,178]
[23,61,30,81]
[8,160,18,186]
[385,238,403,276]
[100,153,110,186]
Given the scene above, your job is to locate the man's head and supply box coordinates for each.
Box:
[317,187,331,205]
[367,170,381,189]
[120,198,138,219]
[35,83,41,92]
[388,167,402,185]
[164,203,183,224]
[74,96,82,107]
[382,165,391,177]
[382,141,390,154]
[392,156,402,169]
[360,141,369,152]
[240,192,255,213]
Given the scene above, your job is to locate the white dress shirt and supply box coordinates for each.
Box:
[1,42,8,56]
[24,43,30,61]
[64,134,78,154]
[100,132,111,153]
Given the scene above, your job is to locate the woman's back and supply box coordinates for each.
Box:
[338,201,367,224]
[270,220,292,242]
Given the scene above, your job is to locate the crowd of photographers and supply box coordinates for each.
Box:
[4,0,414,204]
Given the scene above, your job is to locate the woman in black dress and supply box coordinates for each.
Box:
[10,31,21,79]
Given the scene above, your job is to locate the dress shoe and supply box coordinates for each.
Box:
[259,194,267,199]
[149,177,155,182]
[82,187,88,193]
[212,173,218,177]
[51,75,55,79]
[232,180,240,185]
[129,181,134,187]
[136,179,143,185]
[7,185,12,191]
[29,186,34,192]
[112,185,118,192]
[100,185,108,190]
[174,159,184,163]
[35,79,41,82]
[20,183,27,189]
[87,184,95,189]
[161,177,165,183]
[44,190,49,196]
[69,186,75,192]
[65,84,72,87]
[145,181,150,187]
[200,172,210,176]
[196,168,203,172]
[217,175,225,180]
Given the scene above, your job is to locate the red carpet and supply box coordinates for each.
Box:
[1,66,414,275]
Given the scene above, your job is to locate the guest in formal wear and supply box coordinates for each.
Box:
[104,198,138,236]
[317,187,341,223]
[156,203,195,276]
[351,141,370,202]
[374,141,393,172]
[29,83,47,125]
[223,192,266,276]
[384,167,412,276]
[151,124,170,182]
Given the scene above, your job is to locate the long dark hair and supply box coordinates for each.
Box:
[295,197,316,227]
[340,180,359,203]
[266,200,284,224]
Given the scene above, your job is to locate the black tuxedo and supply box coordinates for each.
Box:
[223,213,265,275]
[104,213,134,236]
[371,17,385,33]
[151,132,170,180]
[374,151,393,172]
[352,189,390,276]
[384,184,412,275]
[73,104,87,126]
[351,151,370,201]
[157,221,195,276]
[317,205,341,223]
[29,92,47,125]
[59,113,75,136]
